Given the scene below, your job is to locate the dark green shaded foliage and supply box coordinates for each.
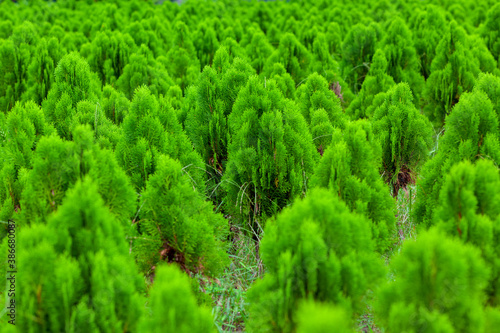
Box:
[22,37,65,105]
[341,23,379,94]
[116,45,173,99]
[415,89,500,226]
[346,49,395,120]
[264,33,312,84]
[376,228,489,333]
[311,120,395,252]
[185,47,255,199]
[101,84,131,125]
[138,264,215,333]
[481,3,500,67]
[165,21,200,91]
[0,21,39,112]
[133,155,229,277]
[223,76,317,234]
[18,178,144,332]
[373,83,433,194]
[382,17,425,106]
[81,30,137,86]
[424,21,481,126]
[247,188,385,332]
[410,5,448,79]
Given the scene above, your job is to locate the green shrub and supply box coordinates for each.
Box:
[223,76,317,234]
[18,178,144,332]
[116,86,205,192]
[42,52,101,140]
[409,5,447,79]
[372,83,433,195]
[133,154,229,277]
[263,33,312,84]
[375,228,489,333]
[382,17,425,106]
[185,47,255,199]
[0,101,55,232]
[415,89,500,226]
[311,120,395,252]
[138,264,215,333]
[247,188,384,332]
[424,21,481,126]
[433,159,500,305]
[341,23,379,94]
[346,49,395,120]
[296,301,353,333]
[116,45,173,99]
[20,125,136,227]
[481,3,500,69]
[473,72,500,116]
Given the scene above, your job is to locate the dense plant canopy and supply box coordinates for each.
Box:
[1,0,500,331]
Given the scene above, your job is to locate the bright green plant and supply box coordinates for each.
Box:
[473,72,500,116]
[424,21,481,126]
[375,228,489,333]
[20,125,136,227]
[138,264,215,333]
[296,301,353,333]
[116,86,205,192]
[185,47,255,199]
[372,83,433,195]
[42,52,101,140]
[481,3,500,69]
[223,76,317,235]
[116,44,173,99]
[433,159,500,305]
[263,33,312,84]
[382,17,425,106]
[0,101,55,232]
[341,23,379,94]
[346,49,395,120]
[409,5,447,79]
[311,120,395,252]
[415,89,500,226]
[133,154,229,277]
[246,188,385,332]
[18,178,144,332]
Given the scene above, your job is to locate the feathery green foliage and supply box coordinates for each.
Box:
[415,89,500,226]
[223,76,317,234]
[296,301,353,333]
[247,188,385,332]
[133,155,229,277]
[18,178,144,332]
[138,264,215,333]
[373,83,433,195]
[481,3,500,69]
[346,49,395,120]
[424,21,481,125]
[376,228,489,333]
[311,120,395,252]
[433,159,500,306]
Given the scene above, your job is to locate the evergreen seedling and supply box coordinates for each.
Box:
[376,228,489,333]
[18,178,144,332]
[415,89,500,226]
[372,83,433,195]
[247,188,384,332]
[134,154,229,277]
[223,76,317,235]
[311,120,395,252]
[138,264,215,333]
